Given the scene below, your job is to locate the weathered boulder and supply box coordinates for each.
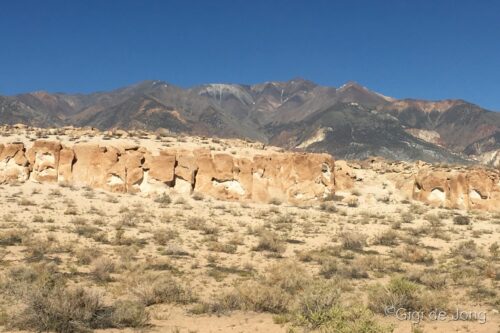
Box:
[252,152,334,204]
[0,143,30,183]
[195,151,236,199]
[108,149,145,193]
[140,152,175,193]
[58,146,75,183]
[175,149,199,185]
[72,144,122,191]
[27,140,62,183]
[335,160,355,190]
[413,166,500,210]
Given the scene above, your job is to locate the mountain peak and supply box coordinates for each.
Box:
[337,81,394,103]
[338,81,362,90]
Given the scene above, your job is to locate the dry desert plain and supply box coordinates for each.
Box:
[0,126,498,333]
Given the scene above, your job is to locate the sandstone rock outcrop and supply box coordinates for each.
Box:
[27,140,62,183]
[350,156,500,211]
[0,143,30,183]
[0,139,335,204]
[334,160,356,190]
[413,166,500,210]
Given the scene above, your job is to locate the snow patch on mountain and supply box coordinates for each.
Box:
[198,84,254,105]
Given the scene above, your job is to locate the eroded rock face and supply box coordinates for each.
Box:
[58,147,75,183]
[72,144,122,191]
[335,160,356,190]
[27,140,62,183]
[0,139,335,204]
[413,167,500,210]
[0,143,30,183]
[141,152,176,193]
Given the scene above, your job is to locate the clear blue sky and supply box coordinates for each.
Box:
[1,0,499,110]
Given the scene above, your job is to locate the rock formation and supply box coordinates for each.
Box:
[0,139,335,204]
[338,156,500,211]
[413,166,500,211]
[334,160,356,190]
[0,142,30,183]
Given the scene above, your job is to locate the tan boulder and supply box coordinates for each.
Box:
[413,169,449,207]
[335,160,355,190]
[195,152,235,199]
[139,152,175,194]
[26,140,62,183]
[286,153,335,204]
[251,152,334,204]
[209,154,252,201]
[114,150,145,193]
[72,144,121,191]
[467,169,498,210]
[0,143,30,183]
[232,156,253,200]
[144,152,175,184]
[58,146,75,183]
[174,150,198,184]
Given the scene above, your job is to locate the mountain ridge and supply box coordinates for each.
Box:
[1,78,499,165]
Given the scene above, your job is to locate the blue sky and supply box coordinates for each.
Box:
[1,0,499,110]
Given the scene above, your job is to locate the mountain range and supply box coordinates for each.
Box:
[2,78,500,165]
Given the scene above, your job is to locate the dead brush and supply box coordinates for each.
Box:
[153,228,179,245]
[372,230,399,246]
[90,257,115,282]
[207,241,237,254]
[6,265,149,332]
[394,245,434,264]
[0,229,26,246]
[337,231,367,251]
[196,261,310,315]
[252,228,286,254]
[129,272,197,306]
[184,217,206,230]
[451,240,481,260]
[23,237,52,262]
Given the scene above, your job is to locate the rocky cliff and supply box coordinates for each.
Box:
[0,138,335,205]
[350,157,500,211]
[3,125,500,211]
[412,166,500,211]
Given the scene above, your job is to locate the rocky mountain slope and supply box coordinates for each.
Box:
[1,78,499,164]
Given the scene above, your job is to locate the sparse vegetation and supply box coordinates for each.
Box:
[338,231,367,251]
[0,150,497,332]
